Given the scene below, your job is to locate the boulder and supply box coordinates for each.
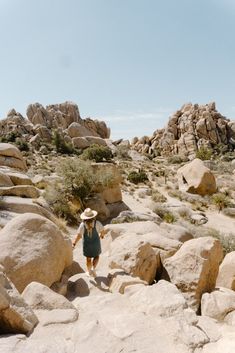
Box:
[108,269,147,294]
[0,269,38,334]
[159,223,193,243]
[177,158,216,196]
[22,282,75,310]
[68,122,94,138]
[216,251,235,290]
[33,125,52,141]
[0,213,72,292]
[201,287,235,321]
[0,185,40,198]
[0,143,27,171]
[111,210,161,224]
[109,234,157,284]
[163,237,223,311]
[72,137,90,149]
[84,194,110,222]
[85,136,107,146]
[35,308,78,326]
[46,101,81,128]
[0,171,13,187]
[102,186,122,204]
[127,280,187,317]
[26,103,50,126]
[6,171,33,186]
[105,221,162,239]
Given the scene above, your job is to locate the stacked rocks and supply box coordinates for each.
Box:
[132,102,235,158]
[0,101,110,151]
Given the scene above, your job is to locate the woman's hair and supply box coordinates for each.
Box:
[84,218,94,227]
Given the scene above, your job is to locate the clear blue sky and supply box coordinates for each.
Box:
[0,0,235,139]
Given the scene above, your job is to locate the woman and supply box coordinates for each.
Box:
[72,208,106,277]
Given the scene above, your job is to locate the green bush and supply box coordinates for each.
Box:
[152,204,177,223]
[0,131,19,143]
[16,139,29,151]
[53,130,74,154]
[81,144,113,163]
[127,170,148,184]
[44,158,117,223]
[163,212,177,223]
[196,146,213,161]
[212,192,230,211]
[167,155,184,164]
[151,190,167,203]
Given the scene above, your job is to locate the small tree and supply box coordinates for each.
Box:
[53,130,74,154]
[196,146,213,161]
[81,144,113,163]
[127,170,148,184]
[212,192,230,212]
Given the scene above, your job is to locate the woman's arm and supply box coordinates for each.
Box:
[99,228,109,239]
[72,233,82,248]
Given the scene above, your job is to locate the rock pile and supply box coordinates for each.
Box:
[132,102,235,158]
[0,101,110,151]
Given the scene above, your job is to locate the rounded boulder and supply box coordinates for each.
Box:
[0,213,72,293]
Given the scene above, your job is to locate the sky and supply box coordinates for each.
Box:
[0,0,235,140]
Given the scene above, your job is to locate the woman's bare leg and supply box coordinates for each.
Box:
[86,257,92,274]
[92,256,99,270]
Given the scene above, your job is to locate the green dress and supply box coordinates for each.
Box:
[82,222,101,258]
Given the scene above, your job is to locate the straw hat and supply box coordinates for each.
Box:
[80,208,98,220]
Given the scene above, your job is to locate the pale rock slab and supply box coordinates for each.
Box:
[216,251,235,290]
[164,236,223,311]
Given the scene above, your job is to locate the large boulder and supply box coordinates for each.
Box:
[201,287,235,321]
[22,282,75,310]
[0,171,13,187]
[72,137,90,149]
[0,143,27,171]
[67,122,95,138]
[26,103,50,126]
[0,213,72,292]
[216,251,235,290]
[127,280,187,317]
[6,171,33,186]
[109,233,157,284]
[0,268,38,334]
[0,185,40,198]
[177,158,216,196]
[163,237,223,311]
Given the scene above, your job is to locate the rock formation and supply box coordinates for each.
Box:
[0,101,110,151]
[132,102,235,158]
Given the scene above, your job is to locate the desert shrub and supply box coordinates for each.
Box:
[127,170,148,184]
[44,158,117,223]
[194,227,235,256]
[196,146,213,161]
[151,190,167,203]
[16,139,29,151]
[211,192,230,211]
[53,130,74,154]
[177,206,192,220]
[44,183,78,223]
[81,144,113,163]
[163,212,177,223]
[167,155,184,164]
[152,204,177,223]
[0,131,19,143]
